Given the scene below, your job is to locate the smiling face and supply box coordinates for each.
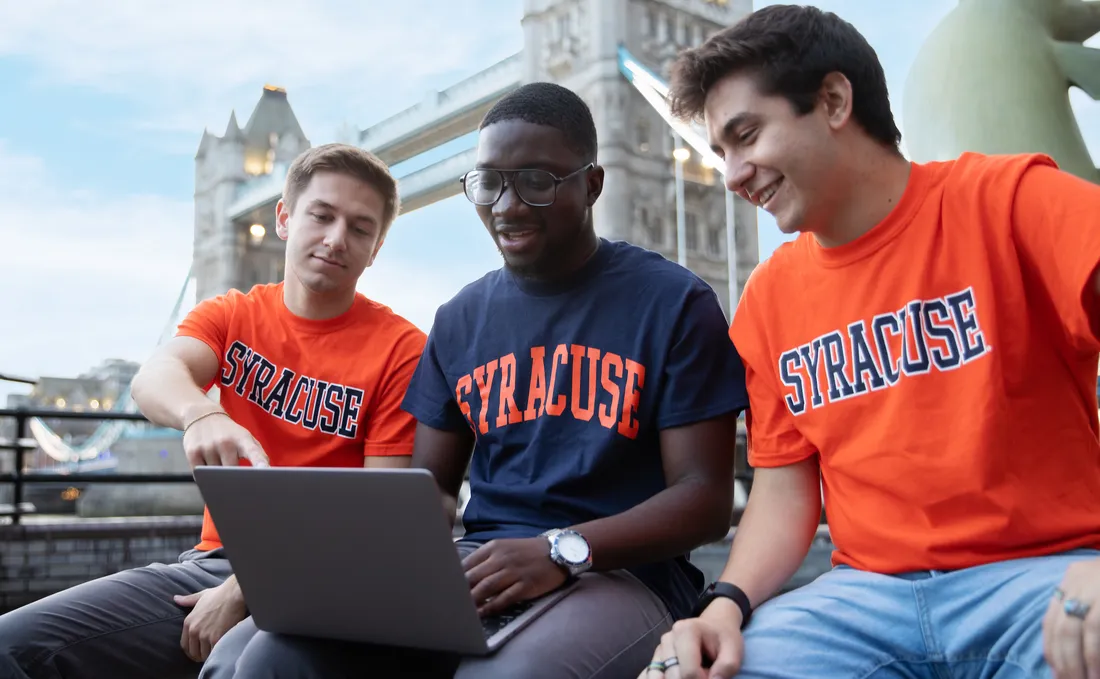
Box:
[275,170,386,296]
[704,71,846,236]
[472,119,603,279]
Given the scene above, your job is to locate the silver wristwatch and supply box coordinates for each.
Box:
[542,528,592,577]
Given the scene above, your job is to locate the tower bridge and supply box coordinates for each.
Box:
[196,0,759,313]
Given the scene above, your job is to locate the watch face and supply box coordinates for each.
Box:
[557,533,589,564]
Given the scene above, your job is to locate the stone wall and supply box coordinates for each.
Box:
[0,516,202,613]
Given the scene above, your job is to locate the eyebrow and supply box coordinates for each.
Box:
[710,113,760,153]
[306,199,377,225]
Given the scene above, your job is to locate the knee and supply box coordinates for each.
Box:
[229,632,315,679]
[0,605,55,678]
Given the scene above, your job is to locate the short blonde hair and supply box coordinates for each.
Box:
[283,143,400,233]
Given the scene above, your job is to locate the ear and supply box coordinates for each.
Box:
[366,236,386,268]
[819,72,854,132]
[586,165,605,207]
[275,199,291,241]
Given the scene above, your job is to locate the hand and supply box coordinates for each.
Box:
[462,537,568,617]
[182,410,269,468]
[174,577,249,662]
[640,598,744,679]
[1043,557,1100,679]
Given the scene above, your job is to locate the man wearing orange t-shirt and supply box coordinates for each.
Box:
[0,143,426,679]
[641,6,1100,679]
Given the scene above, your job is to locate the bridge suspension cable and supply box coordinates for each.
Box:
[29,268,197,463]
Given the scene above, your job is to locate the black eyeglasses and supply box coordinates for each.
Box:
[459,163,593,207]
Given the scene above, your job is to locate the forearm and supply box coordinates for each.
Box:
[131,357,221,430]
[716,465,821,608]
[570,477,732,572]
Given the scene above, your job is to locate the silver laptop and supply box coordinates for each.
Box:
[192,466,576,655]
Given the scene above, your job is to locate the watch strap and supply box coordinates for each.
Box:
[693,581,752,629]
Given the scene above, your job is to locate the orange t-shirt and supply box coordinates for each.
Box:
[731,152,1100,573]
[176,282,426,551]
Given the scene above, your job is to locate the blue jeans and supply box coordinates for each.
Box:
[738,548,1100,678]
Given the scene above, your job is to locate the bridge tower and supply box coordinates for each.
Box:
[520,0,758,312]
[193,86,310,301]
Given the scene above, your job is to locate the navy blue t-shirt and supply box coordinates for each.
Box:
[401,238,749,620]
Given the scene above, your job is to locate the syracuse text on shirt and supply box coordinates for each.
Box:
[455,343,647,439]
[219,340,365,439]
[778,287,993,416]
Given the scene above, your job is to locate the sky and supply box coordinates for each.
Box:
[0,0,1097,402]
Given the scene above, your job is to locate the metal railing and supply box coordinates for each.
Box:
[0,407,194,524]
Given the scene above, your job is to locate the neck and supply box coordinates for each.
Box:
[518,228,601,283]
[282,275,356,321]
[813,143,912,249]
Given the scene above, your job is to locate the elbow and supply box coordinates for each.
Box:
[703,503,734,544]
[696,486,735,545]
[129,368,149,408]
[129,363,157,414]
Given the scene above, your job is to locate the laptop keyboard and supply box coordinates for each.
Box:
[481,600,534,639]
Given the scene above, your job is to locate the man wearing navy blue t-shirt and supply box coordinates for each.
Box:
[216,82,748,679]
[400,82,749,678]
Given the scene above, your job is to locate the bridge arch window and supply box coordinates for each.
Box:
[686,212,699,252]
[636,117,650,153]
[707,225,723,257]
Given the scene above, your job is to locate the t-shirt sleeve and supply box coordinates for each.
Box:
[656,283,750,429]
[175,293,234,390]
[730,279,817,468]
[400,319,471,433]
[1011,161,1100,353]
[363,327,427,457]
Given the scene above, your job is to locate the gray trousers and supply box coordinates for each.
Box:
[0,548,233,679]
[0,542,672,679]
[203,541,672,679]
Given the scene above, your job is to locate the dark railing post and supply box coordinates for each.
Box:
[12,408,26,525]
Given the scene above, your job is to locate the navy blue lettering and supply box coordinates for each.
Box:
[798,339,825,410]
[848,321,885,394]
[900,302,931,375]
[779,287,992,415]
[822,331,854,402]
[779,350,805,414]
[946,288,990,362]
[922,300,961,370]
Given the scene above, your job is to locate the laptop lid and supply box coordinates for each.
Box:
[192,466,491,655]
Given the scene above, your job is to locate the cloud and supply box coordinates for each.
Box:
[0,139,502,403]
[0,141,193,398]
[0,0,525,147]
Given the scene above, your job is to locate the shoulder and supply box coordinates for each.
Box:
[354,294,427,352]
[603,239,715,299]
[431,267,508,325]
[186,283,269,322]
[934,152,1059,201]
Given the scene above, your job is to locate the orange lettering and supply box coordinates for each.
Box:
[455,375,474,430]
[524,346,548,420]
[570,345,599,421]
[599,353,623,429]
[495,353,523,428]
[472,360,498,434]
[545,344,569,416]
[619,359,645,439]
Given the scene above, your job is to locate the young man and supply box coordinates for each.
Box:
[0,143,426,679]
[641,5,1100,679]
[217,82,749,678]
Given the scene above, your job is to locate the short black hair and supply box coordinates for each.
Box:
[669,4,901,150]
[480,82,598,161]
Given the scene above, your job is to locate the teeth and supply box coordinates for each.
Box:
[757,180,780,207]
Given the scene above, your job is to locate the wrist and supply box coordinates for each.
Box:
[181,404,226,431]
[221,575,246,605]
[701,596,743,627]
[693,581,753,628]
